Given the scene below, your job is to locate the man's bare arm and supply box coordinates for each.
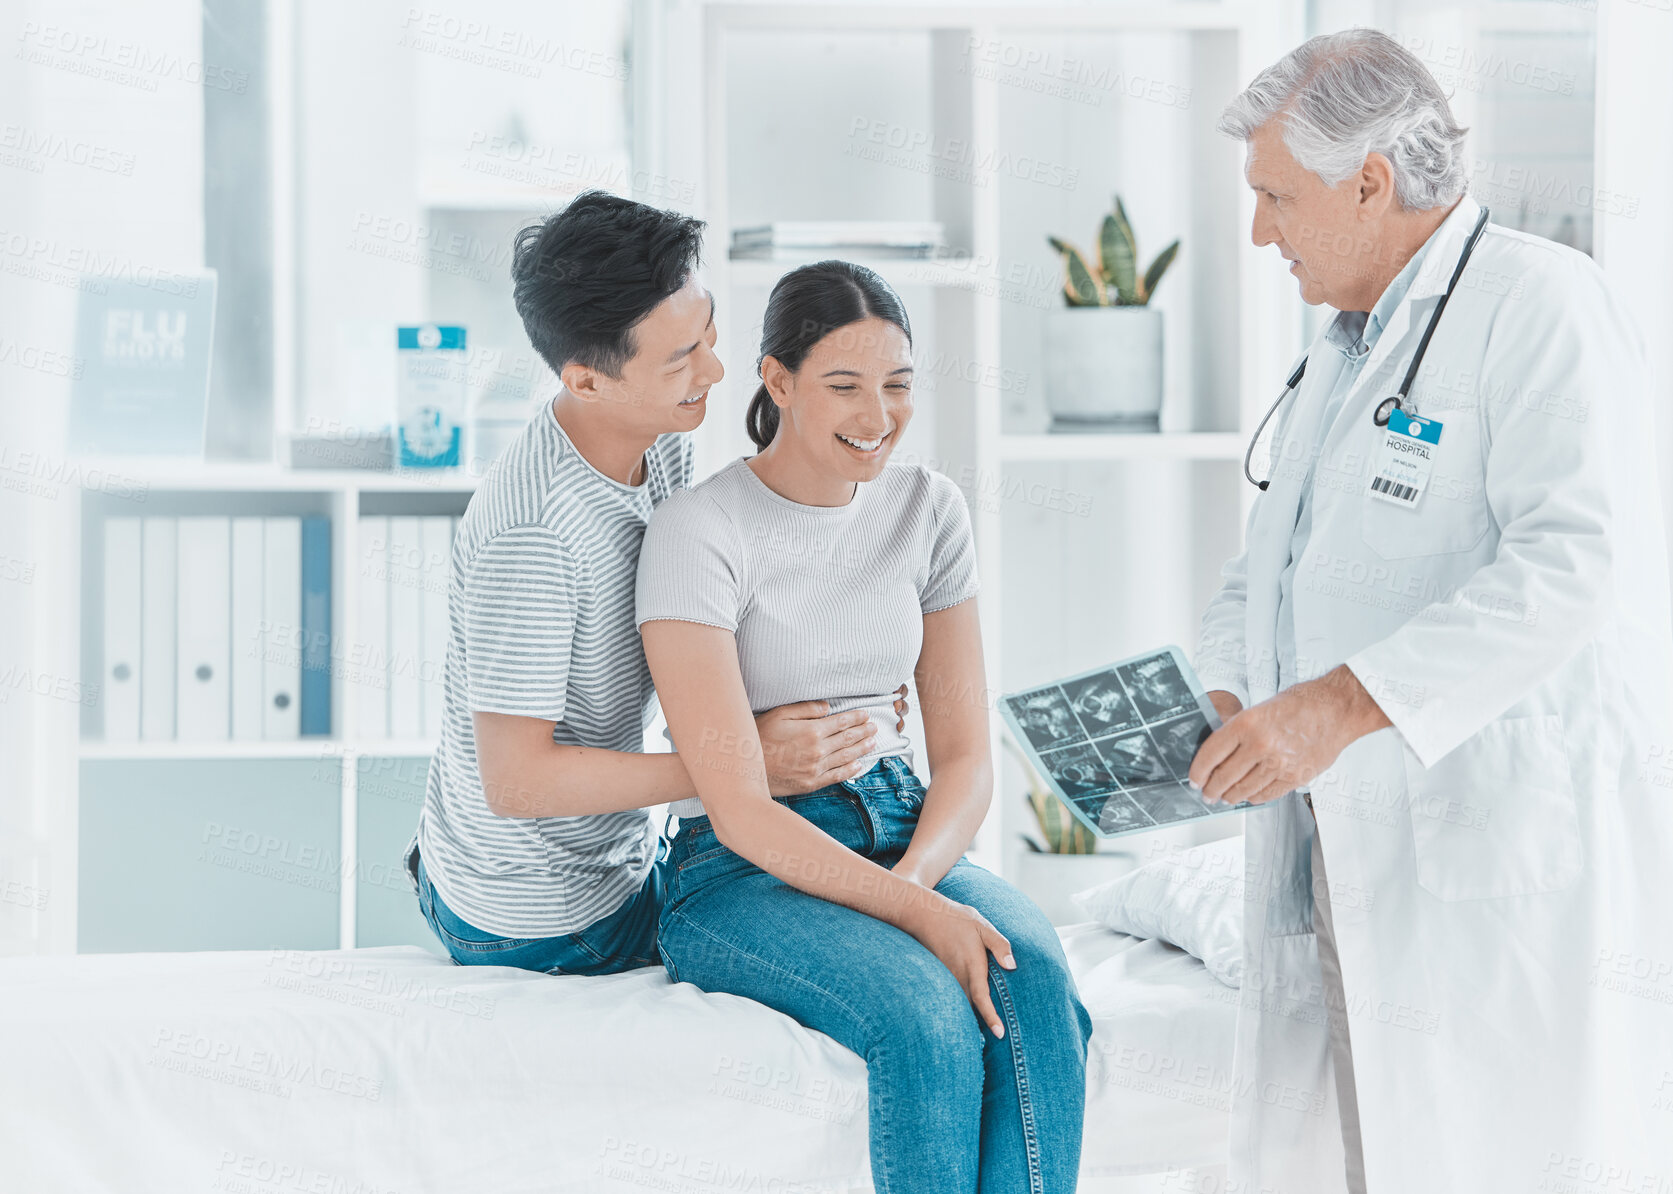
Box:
[474,712,701,816]
[473,692,901,818]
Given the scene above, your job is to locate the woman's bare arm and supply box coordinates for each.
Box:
[891,598,992,889]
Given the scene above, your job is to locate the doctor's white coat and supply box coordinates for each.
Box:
[1196,193,1673,1193]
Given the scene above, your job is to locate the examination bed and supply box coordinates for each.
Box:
[3,920,1236,1192]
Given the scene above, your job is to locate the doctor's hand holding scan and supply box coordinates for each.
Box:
[1189,668,1391,806]
[1185,30,1673,1194]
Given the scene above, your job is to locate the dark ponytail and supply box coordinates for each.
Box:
[745,260,912,451]
[744,381,781,453]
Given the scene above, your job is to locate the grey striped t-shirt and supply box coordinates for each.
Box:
[406,402,692,938]
[636,457,978,818]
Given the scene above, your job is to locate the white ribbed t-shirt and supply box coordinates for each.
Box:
[635,456,979,818]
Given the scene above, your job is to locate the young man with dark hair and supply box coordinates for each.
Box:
[402,191,891,974]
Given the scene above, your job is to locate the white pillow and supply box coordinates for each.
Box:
[1071,835,1245,987]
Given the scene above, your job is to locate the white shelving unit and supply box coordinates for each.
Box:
[70,467,479,951]
[662,2,1304,878]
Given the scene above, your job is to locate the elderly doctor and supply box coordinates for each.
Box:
[1188,30,1673,1194]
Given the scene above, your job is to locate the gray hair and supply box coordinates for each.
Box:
[1218,29,1468,211]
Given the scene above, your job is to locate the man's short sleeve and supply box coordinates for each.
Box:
[461,525,575,720]
[636,490,743,632]
[921,472,979,614]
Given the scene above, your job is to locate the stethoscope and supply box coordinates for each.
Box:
[1243,205,1492,491]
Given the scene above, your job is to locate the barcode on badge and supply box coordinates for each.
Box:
[1369,475,1418,504]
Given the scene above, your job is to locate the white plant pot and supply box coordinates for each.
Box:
[1043,305,1164,430]
[1012,850,1140,927]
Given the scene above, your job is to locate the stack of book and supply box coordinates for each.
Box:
[730,221,946,261]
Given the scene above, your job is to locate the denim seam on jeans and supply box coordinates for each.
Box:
[990,958,1046,1194]
[675,842,732,872]
[560,930,612,967]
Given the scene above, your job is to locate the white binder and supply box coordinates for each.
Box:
[102,518,143,741]
[355,516,391,741]
[419,515,453,740]
[229,517,265,740]
[262,516,302,739]
[139,517,177,741]
[386,516,423,740]
[175,517,231,741]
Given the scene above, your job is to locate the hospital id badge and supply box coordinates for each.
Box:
[1367,407,1441,508]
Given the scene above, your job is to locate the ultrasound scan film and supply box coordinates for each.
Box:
[1117,654,1201,722]
[1097,730,1173,786]
[1000,647,1251,840]
[1093,793,1156,834]
[1040,742,1115,799]
[1150,714,1214,780]
[1125,780,1211,824]
[1062,671,1143,737]
[1003,687,1084,752]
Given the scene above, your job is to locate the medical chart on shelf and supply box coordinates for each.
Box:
[1000,646,1252,839]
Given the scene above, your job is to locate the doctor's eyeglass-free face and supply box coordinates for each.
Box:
[1243,204,1492,492]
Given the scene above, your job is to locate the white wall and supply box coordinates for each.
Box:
[1595,0,1673,562]
[2,0,206,954]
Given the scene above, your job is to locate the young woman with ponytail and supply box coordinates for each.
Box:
[634,260,1092,1193]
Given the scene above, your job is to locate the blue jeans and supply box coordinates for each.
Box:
[412,839,669,975]
[658,755,1094,1194]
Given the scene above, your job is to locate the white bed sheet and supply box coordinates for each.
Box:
[2,925,1232,1193]
[1063,924,1239,1184]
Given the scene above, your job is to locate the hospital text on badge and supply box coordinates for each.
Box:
[1367,407,1442,508]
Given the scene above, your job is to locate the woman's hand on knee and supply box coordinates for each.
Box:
[900,892,1016,1039]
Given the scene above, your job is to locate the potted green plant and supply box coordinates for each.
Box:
[1003,734,1136,925]
[1044,196,1180,431]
